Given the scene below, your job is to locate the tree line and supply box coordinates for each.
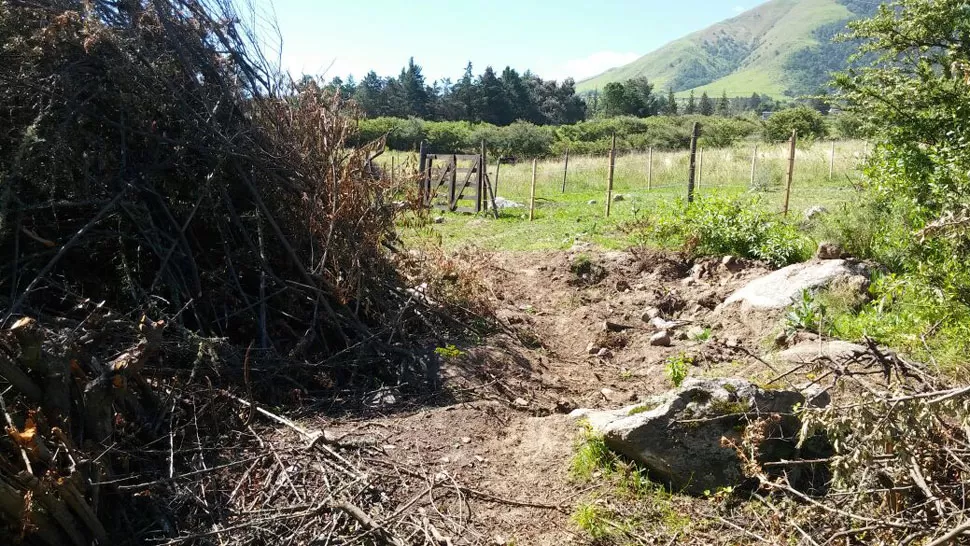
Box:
[312,59,797,127]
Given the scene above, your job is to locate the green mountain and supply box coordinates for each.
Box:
[576,0,879,98]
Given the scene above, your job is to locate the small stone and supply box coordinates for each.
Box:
[816,241,843,260]
[601,388,614,397]
[633,283,646,291]
[612,194,625,202]
[587,200,598,205]
[439,457,450,464]
[461,437,472,444]
[475,455,486,463]
[514,397,528,407]
[433,216,445,224]
[640,307,661,322]
[615,279,631,292]
[675,330,689,341]
[596,348,613,358]
[721,255,737,267]
[555,398,576,413]
[681,277,697,287]
[650,331,672,347]
[586,342,600,355]
[725,336,741,348]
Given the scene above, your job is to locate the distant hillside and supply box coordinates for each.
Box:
[577,0,879,98]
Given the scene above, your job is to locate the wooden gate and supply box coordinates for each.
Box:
[418,143,488,213]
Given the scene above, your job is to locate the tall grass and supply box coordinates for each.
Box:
[394,140,867,251]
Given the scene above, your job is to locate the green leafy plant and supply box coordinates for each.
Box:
[665,353,693,387]
[434,344,464,359]
[785,289,826,334]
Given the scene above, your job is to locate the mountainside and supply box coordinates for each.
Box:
[576,0,878,98]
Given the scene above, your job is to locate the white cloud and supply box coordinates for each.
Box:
[733,5,746,13]
[555,51,640,81]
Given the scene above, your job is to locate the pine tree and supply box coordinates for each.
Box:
[476,66,512,126]
[399,57,430,118]
[664,88,678,115]
[717,90,730,116]
[699,91,714,116]
[685,90,696,115]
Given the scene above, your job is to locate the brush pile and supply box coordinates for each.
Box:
[0,0,462,543]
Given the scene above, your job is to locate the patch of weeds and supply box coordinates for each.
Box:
[571,501,616,540]
[689,327,712,342]
[618,369,634,381]
[722,382,738,394]
[569,253,606,285]
[627,194,812,267]
[570,422,617,480]
[665,353,694,387]
[433,344,464,359]
[785,289,826,334]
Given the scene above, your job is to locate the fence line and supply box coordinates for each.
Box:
[385,139,865,217]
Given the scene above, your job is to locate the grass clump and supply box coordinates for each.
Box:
[570,423,617,480]
[631,194,811,267]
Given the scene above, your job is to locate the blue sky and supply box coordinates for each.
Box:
[263,0,767,83]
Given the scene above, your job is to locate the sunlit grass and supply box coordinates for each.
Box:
[391,140,866,251]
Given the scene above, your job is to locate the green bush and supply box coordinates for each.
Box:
[763,106,827,142]
[633,194,811,266]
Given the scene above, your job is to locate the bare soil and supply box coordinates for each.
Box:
[286,248,800,544]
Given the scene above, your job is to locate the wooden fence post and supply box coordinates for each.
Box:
[605,133,616,217]
[647,147,653,190]
[783,129,797,216]
[687,123,699,204]
[750,145,758,186]
[829,140,836,180]
[561,148,569,193]
[418,141,428,205]
[697,147,704,188]
[494,156,502,196]
[529,158,537,222]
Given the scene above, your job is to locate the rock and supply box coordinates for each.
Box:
[804,205,829,220]
[586,342,600,355]
[674,330,689,341]
[640,307,662,322]
[681,277,697,287]
[612,194,625,202]
[686,325,707,339]
[603,320,633,332]
[555,398,577,414]
[363,387,400,408]
[777,340,867,363]
[696,290,720,309]
[587,200,598,205]
[649,331,672,347]
[596,348,613,358]
[725,336,740,348]
[615,279,631,292]
[650,317,687,331]
[580,378,830,495]
[816,241,843,260]
[723,260,870,311]
[721,255,738,267]
[461,436,472,444]
[513,397,529,407]
[433,216,445,224]
[492,196,524,209]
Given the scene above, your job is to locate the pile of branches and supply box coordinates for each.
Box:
[733,341,970,545]
[0,0,472,543]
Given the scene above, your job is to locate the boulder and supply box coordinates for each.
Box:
[816,241,843,260]
[576,378,829,495]
[723,260,869,311]
[804,205,829,220]
[778,340,867,363]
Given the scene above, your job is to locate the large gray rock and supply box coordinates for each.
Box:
[574,378,828,495]
[723,259,869,311]
[778,340,867,363]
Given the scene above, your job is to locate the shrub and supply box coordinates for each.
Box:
[763,106,827,142]
[633,195,812,266]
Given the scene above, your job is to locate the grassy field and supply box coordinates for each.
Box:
[392,140,867,251]
[576,0,854,97]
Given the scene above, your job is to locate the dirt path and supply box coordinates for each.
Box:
[301,248,788,544]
